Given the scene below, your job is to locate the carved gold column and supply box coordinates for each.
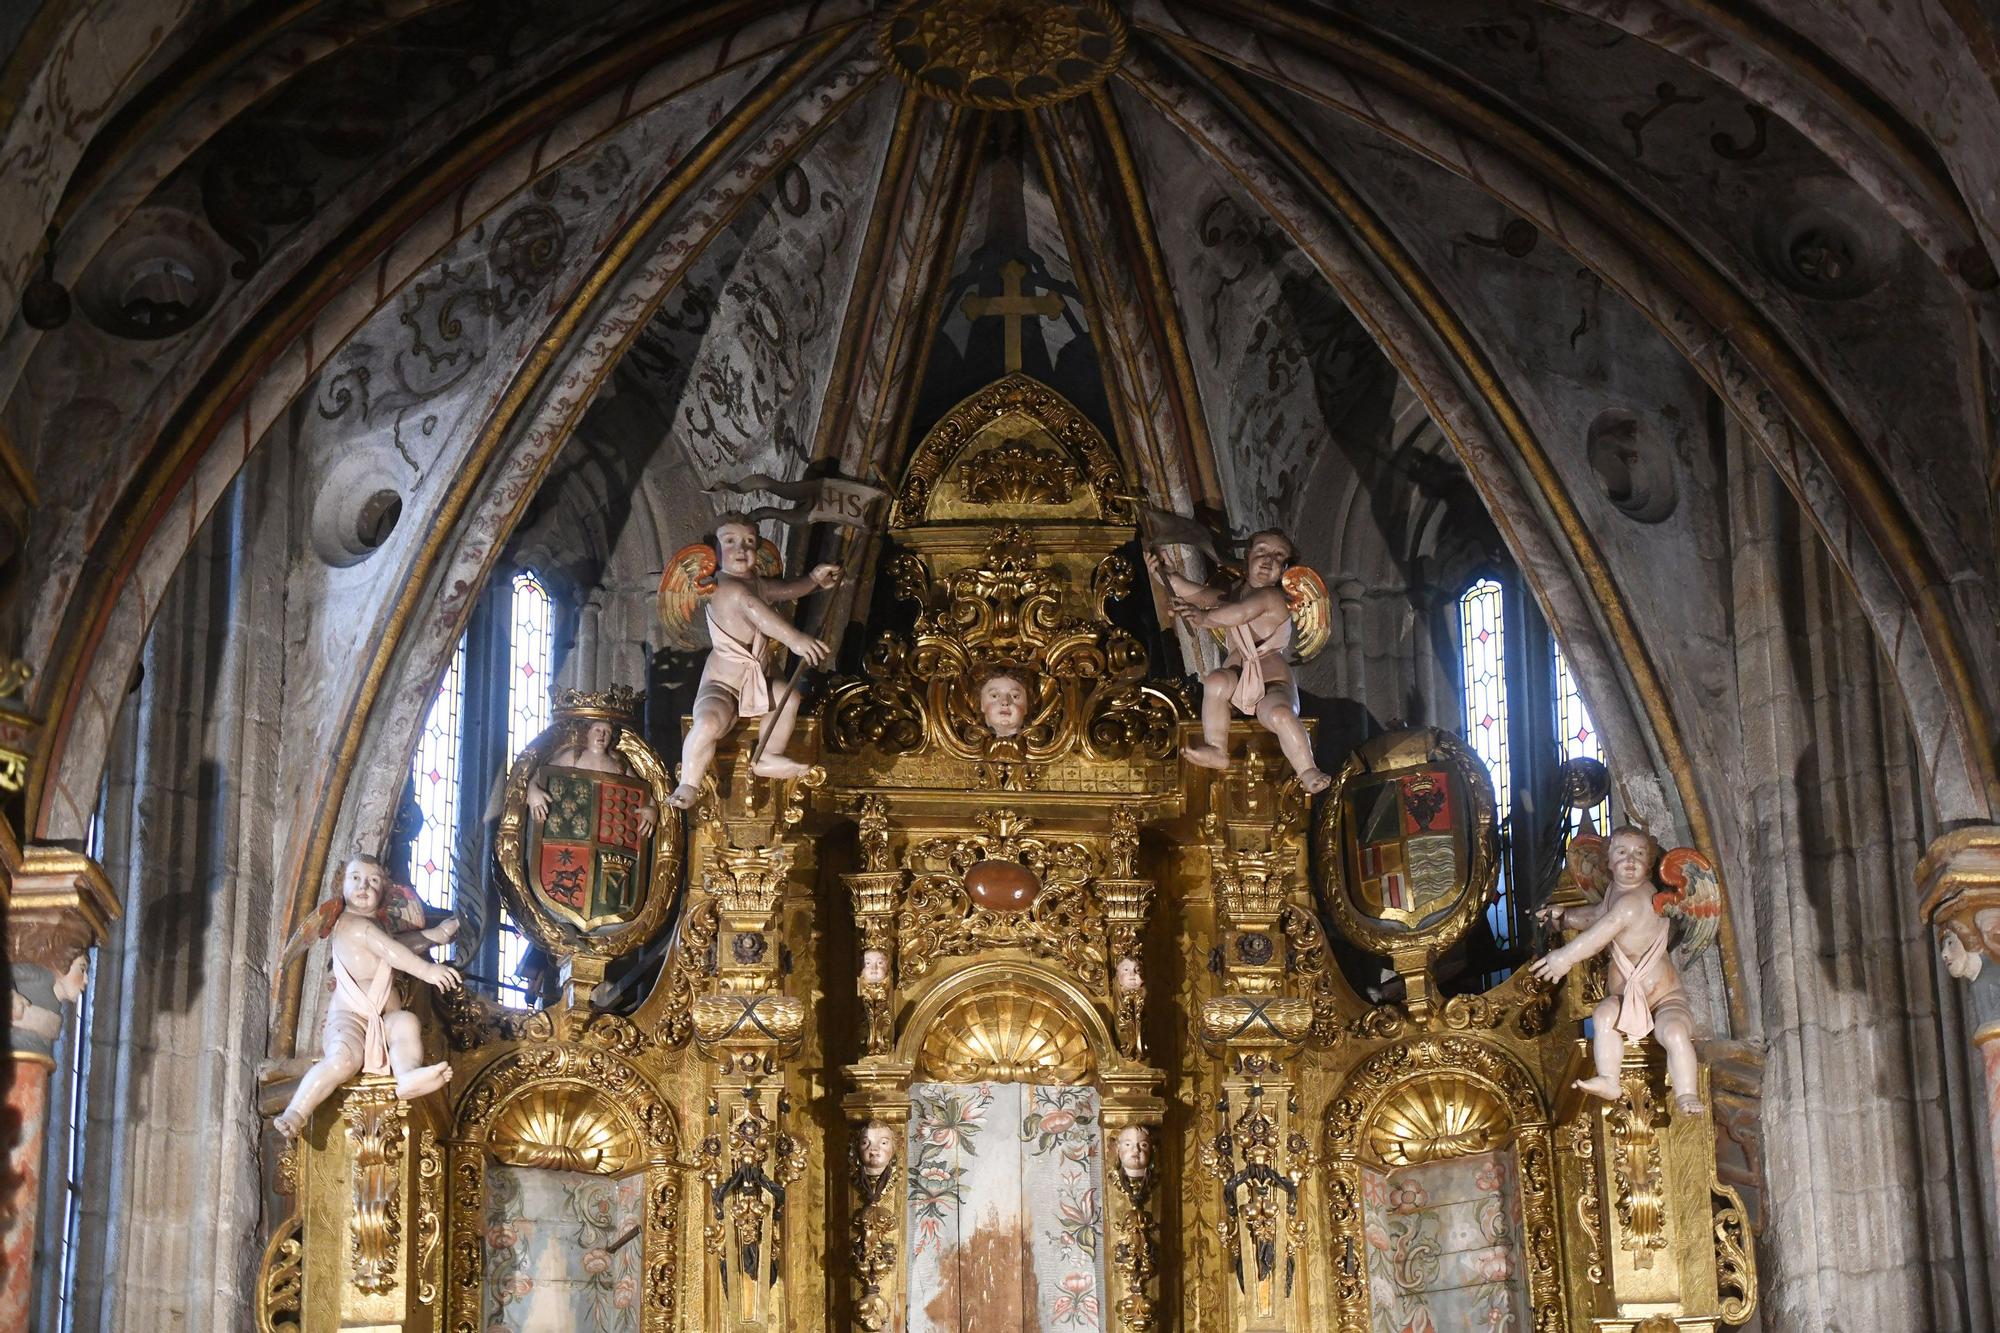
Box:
[691,793,812,1331]
[839,795,910,1332]
[2,830,117,1328]
[269,1074,444,1333]
[1200,838,1316,1332]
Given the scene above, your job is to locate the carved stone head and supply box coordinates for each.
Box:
[1115,1125,1151,1180]
[1941,926,1983,981]
[859,1120,896,1173]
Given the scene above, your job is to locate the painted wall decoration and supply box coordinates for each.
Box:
[906,1082,1108,1332]
[481,1164,645,1333]
[1361,1149,1529,1333]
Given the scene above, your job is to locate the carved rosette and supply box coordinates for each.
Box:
[879,0,1127,110]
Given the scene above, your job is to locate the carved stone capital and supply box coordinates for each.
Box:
[1917,825,2000,980]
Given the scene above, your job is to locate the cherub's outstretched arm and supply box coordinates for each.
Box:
[1530,897,1641,982]
[360,921,463,988]
[1184,584,1285,630]
[757,564,844,603]
[1145,550,1222,608]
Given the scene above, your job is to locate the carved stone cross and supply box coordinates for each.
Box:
[960,259,1062,373]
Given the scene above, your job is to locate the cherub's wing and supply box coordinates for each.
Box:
[657,542,718,651]
[1283,566,1332,661]
[755,537,783,578]
[277,899,344,967]
[383,882,430,933]
[1655,846,1723,964]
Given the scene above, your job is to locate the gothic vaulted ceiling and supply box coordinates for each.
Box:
[3,0,2000,1034]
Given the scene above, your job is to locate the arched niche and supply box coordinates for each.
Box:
[450,1045,684,1332]
[1322,1037,1561,1331]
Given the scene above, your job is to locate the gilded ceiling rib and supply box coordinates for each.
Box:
[1080,86,1223,511]
[272,36,887,1057]
[875,110,987,488]
[1024,113,1191,530]
[1118,43,1754,1030]
[808,85,936,474]
[1153,2,2000,819]
[25,2,870,841]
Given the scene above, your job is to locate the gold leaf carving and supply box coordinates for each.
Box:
[918,984,1094,1082]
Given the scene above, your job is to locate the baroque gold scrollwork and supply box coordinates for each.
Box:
[823,527,1187,771]
[342,1085,406,1294]
[896,808,1106,987]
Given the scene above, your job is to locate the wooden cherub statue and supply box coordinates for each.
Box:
[1530,825,1721,1116]
[274,855,462,1138]
[663,513,844,808]
[527,715,657,838]
[1145,529,1332,793]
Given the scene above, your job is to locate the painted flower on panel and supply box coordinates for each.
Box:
[1386,1176,1428,1215]
[1050,1270,1101,1325]
[907,1084,993,1260]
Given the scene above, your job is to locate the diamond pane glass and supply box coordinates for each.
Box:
[499,572,555,1008]
[1459,578,1513,947]
[411,637,465,912]
[1553,643,1611,835]
[507,572,554,759]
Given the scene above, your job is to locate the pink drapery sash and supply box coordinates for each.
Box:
[332,955,395,1075]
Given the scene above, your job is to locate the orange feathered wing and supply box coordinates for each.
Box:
[1654,846,1723,965]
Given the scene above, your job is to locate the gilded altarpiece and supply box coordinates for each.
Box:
[257,374,1755,1332]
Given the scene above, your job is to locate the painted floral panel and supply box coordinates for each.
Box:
[907,1082,1107,1332]
[482,1163,645,1332]
[1362,1148,1529,1333]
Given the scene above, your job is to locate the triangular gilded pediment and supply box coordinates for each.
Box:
[892,373,1132,527]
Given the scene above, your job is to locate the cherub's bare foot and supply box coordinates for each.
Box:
[750,754,812,780]
[1298,767,1332,794]
[1674,1094,1704,1116]
[1182,743,1230,771]
[273,1108,307,1140]
[396,1061,454,1099]
[667,783,700,810]
[1574,1074,1623,1101]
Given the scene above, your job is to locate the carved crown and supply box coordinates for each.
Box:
[555,685,643,723]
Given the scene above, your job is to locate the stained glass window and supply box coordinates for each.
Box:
[1553,644,1611,835]
[1459,578,1514,947]
[507,572,554,759]
[497,573,554,1008]
[410,637,465,912]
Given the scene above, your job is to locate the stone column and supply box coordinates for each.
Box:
[1916,825,2000,1229]
[3,837,118,1330]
